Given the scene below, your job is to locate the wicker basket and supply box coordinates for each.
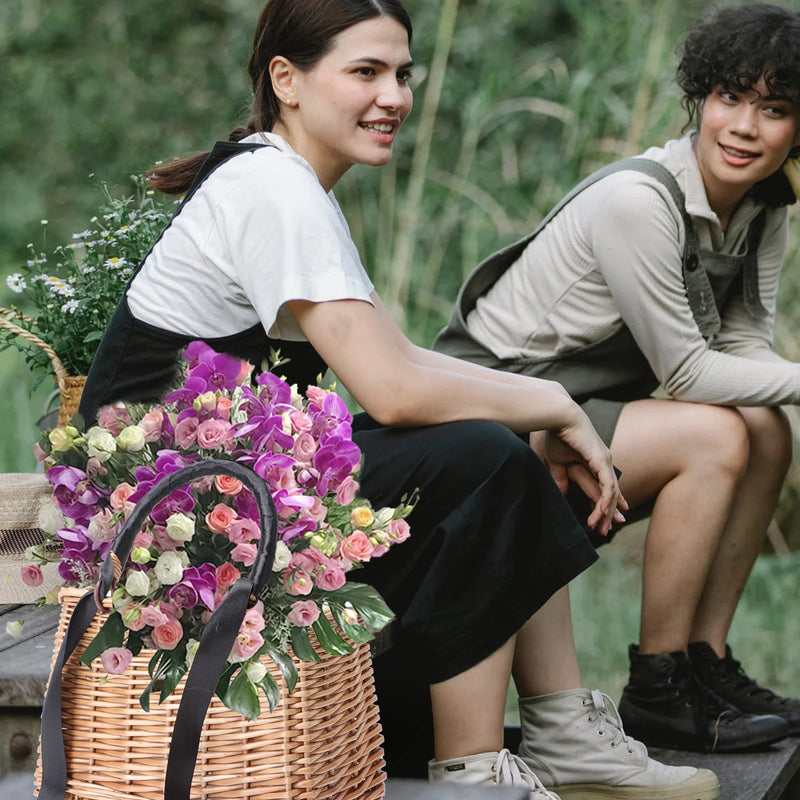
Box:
[0,307,86,426]
[35,460,386,800]
[36,589,385,800]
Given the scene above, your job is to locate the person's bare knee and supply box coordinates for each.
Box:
[738,406,792,477]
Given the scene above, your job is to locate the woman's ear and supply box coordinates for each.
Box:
[269,56,298,107]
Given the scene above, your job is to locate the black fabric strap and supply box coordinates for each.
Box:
[38,459,278,800]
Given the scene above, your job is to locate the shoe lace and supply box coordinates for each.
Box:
[582,689,637,754]
[492,748,560,799]
[718,652,781,702]
[687,671,740,751]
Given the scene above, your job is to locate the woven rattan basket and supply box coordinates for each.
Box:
[36,587,386,800]
[0,307,86,427]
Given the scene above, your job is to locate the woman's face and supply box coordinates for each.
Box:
[273,16,413,190]
[694,77,800,216]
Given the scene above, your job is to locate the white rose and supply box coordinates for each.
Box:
[373,507,395,526]
[271,540,291,572]
[165,512,195,542]
[245,660,268,684]
[116,425,146,452]
[125,570,150,597]
[85,427,117,462]
[185,638,200,668]
[154,551,184,585]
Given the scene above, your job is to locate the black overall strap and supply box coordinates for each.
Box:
[454,157,722,339]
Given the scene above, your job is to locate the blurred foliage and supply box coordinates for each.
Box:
[1,0,800,552]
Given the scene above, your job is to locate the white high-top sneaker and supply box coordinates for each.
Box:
[429,747,561,799]
[518,689,720,800]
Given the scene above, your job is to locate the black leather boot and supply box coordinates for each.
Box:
[689,641,800,736]
[618,645,789,752]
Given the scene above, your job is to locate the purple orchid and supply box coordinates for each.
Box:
[167,563,218,610]
[48,466,104,522]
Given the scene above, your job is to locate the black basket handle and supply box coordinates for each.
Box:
[38,459,279,800]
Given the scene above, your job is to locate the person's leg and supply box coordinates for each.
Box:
[689,406,792,651]
[610,399,789,751]
[608,398,749,654]
[430,635,516,759]
[687,407,800,734]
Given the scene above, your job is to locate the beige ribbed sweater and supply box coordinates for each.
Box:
[465,134,800,406]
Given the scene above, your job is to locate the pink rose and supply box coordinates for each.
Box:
[121,604,146,631]
[287,599,321,627]
[315,563,346,591]
[205,503,237,533]
[305,385,328,406]
[151,619,184,650]
[341,531,375,562]
[216,562,240,589]
[289,410,312,433]
[88,508,117,542]
[283,567,313,596]
[386,518,411,543]
[110,482,136,511]
[174,416,199,449]
[158,600,183,621]
[133,529,153,549]
[20,564,44,587]
[97,403,131,436]
[33,442,48,462]
[237,361,253,386]
[301,496,327,524]
[152,524,179,551]
[335,475,359,506]
[230,542,257,566]
[293,432,318,463]
[192,475,215,494]
[231,628,264,660]
[241,605,265,633]
[140,604,170,627]
[85,456,108,477]
[216,396,233,419]
[372,544,389,557]
[101,647,133,675]
[227,518,261,544]
[215,475,243,495]
[196,419,234,450]
[138,410,164,442]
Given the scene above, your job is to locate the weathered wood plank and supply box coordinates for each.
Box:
[649,740,800,800]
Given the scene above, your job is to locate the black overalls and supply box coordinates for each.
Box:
[80,141,599,776]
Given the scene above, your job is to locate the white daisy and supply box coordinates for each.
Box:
[5,273,26,292]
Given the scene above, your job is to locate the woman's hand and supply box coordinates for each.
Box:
[530,409,627,537]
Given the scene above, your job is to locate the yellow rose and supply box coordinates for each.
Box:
[350,506,374,528]
[48,427,73,452]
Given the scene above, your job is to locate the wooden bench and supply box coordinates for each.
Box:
[4,603,800,799]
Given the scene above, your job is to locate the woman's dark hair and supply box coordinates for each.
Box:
[676,3,800,206]
[148,0,412,195]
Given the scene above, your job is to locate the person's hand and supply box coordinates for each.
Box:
[530,410,627,537]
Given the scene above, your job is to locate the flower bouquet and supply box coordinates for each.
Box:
[27,341,413,720]
[2,177,173,384]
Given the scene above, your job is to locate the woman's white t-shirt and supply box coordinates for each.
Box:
[126,132,375,341]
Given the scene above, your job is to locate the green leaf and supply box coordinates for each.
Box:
[125,630,144,657]
[79,611,125,666]
[82,330,105,343]
[257,672,281,712]
[331,583,395,631]
[215,661,237,701]
[159,647,187,703]
[139,651,170,712]
[260,640,298,694]
[224,669,261,720]
[312,613,354,657]
[329,606,374,644]
[290,626,322,663]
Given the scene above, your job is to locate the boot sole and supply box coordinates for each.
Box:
[553,768,720,800]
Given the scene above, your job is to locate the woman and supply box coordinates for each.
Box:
[80,1,717,797]
[435,2,800,755]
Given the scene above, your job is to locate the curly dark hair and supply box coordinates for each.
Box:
[676,3,800,206]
